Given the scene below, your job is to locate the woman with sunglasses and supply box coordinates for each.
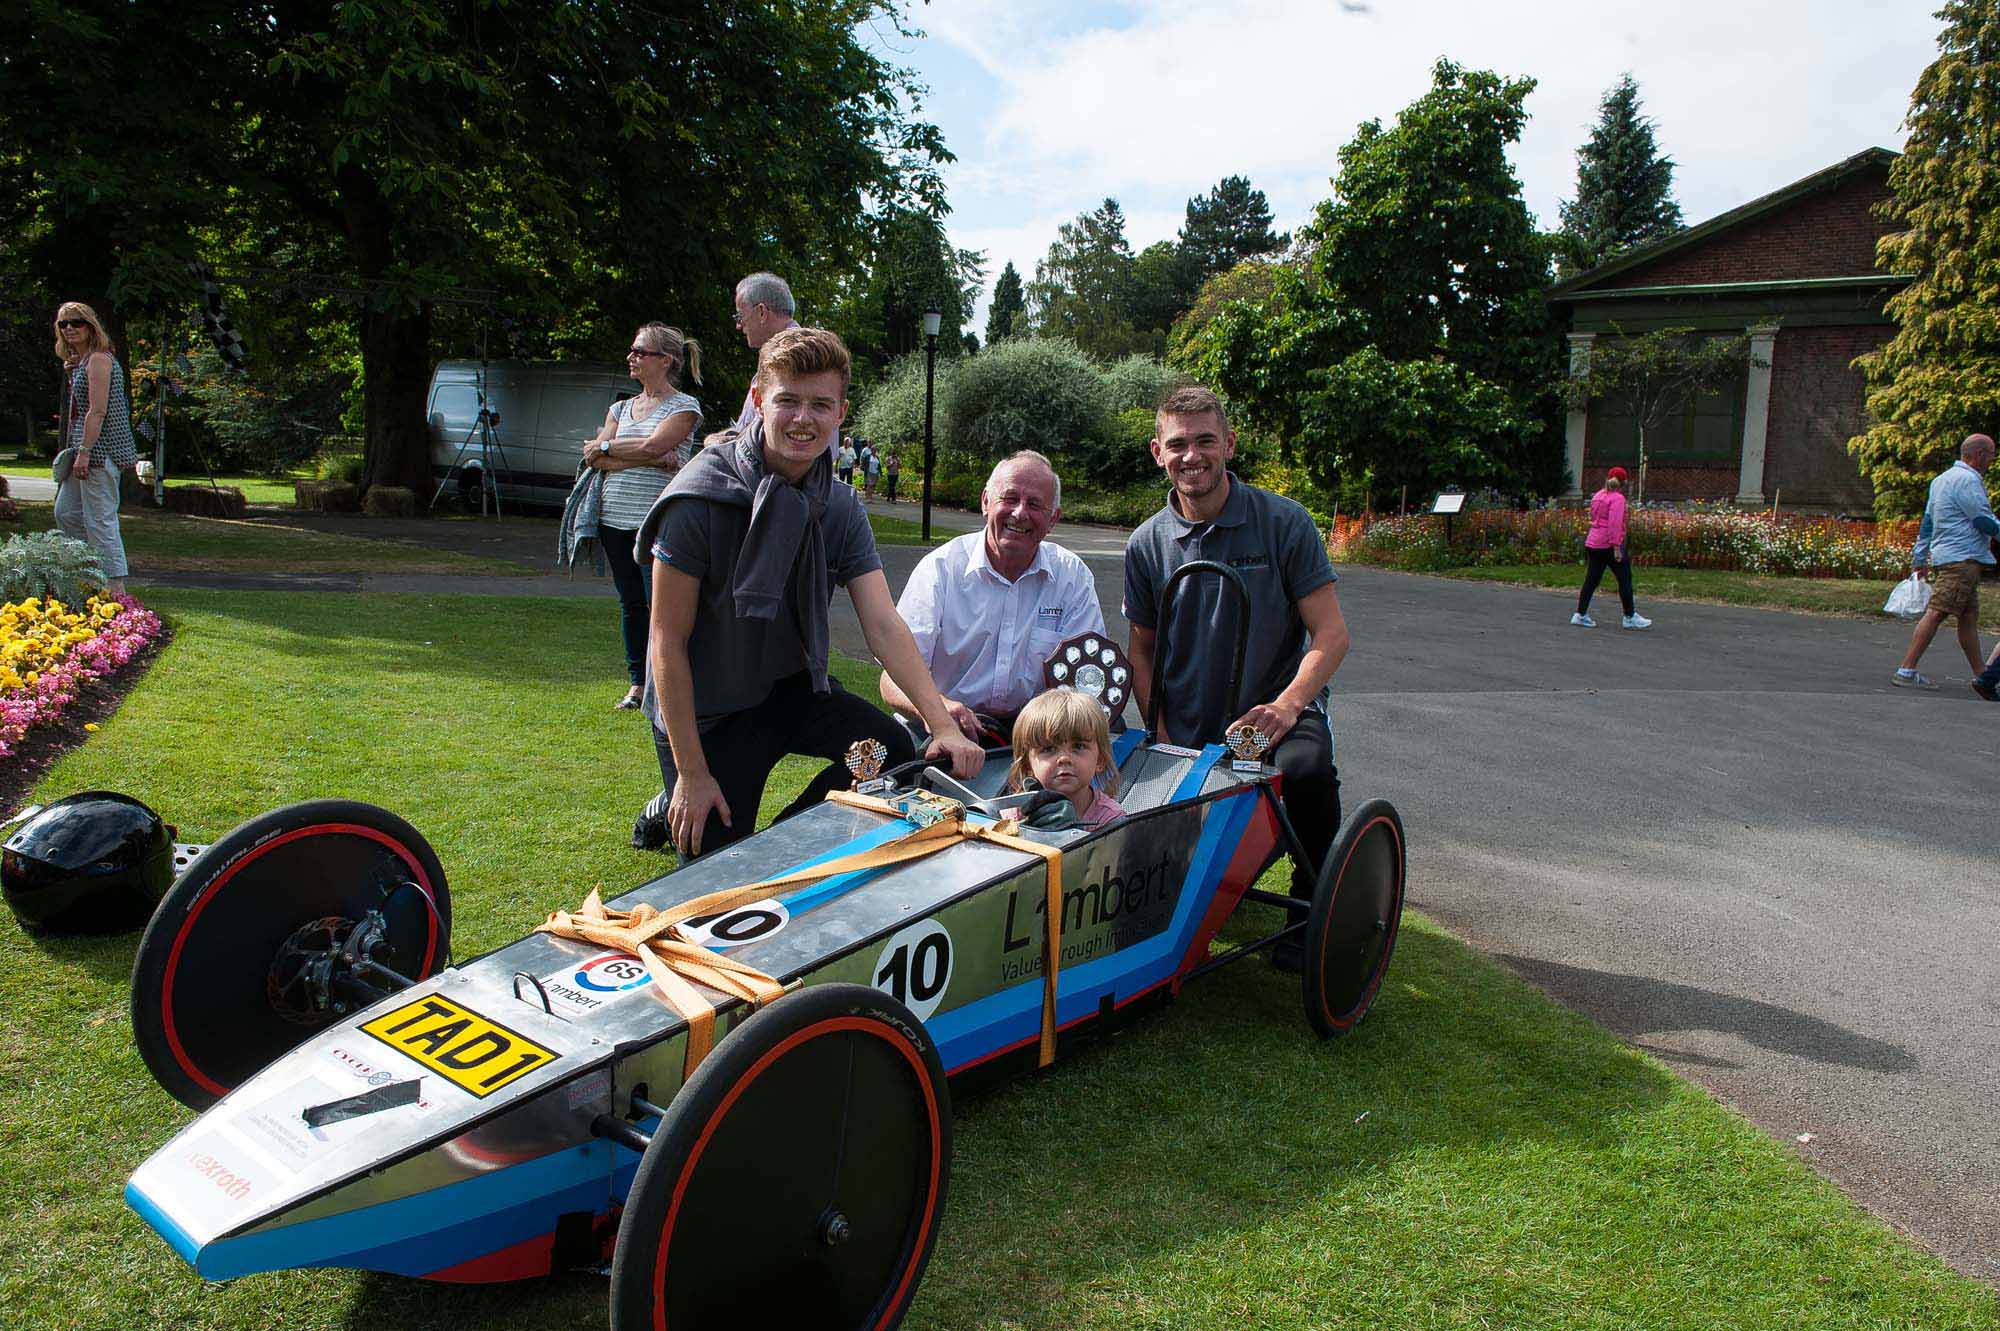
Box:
[52,302,136,595]
[584,324,704,708]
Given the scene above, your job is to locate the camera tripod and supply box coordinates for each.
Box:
[428,347,514,519]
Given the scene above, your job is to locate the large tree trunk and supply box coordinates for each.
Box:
[359,303,434,493]
[337,163,434,494]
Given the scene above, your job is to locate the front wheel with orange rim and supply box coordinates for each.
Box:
[129,800,452,1110]
[1302,799,1405,1038]
[609,983,952,1331]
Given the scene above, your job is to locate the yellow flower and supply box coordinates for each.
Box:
[84,723,100,732]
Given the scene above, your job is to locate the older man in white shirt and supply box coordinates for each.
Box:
[880,450,1105,745]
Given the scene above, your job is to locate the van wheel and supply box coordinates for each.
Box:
[455,468,485,514]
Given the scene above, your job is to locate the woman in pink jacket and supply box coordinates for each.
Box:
[1572,467,1651,629]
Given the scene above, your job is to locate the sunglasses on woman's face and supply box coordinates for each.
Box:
[56,319,88,330]
[627,347,669,359]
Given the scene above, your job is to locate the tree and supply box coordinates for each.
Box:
[986,262,1026,345]
[1128,241,1189,346]
[1178,175,1289,289]
[1167,258,1287,366]
[944,337,1117,476]
[1027,198,1148,362]
[1186,60,1564,507]
[1558,75,1684,275]
[0,3,245,352]
[1850,0,2000,519]
[1558,326,1759,503]
[825,207,983,381]
[1,1,954,493]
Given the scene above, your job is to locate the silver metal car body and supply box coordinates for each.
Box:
[125,741,1269,1283]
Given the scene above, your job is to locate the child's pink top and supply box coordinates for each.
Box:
[1077,790,1126,827]
[1585,487,1626,550]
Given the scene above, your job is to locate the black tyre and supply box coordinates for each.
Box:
[130,800,451,1109]
[1302,799,1405,1038]
[610,983,951,1331]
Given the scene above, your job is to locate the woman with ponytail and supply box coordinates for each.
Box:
[585,323,704,708]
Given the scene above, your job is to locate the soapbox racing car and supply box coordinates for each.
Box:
[120,564,1407,1330]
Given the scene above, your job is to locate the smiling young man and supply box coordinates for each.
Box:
[880,451,1105,745]
[1123,386,1350,965]
[640,327,982,857]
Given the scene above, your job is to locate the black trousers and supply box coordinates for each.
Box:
[1273,708,1341,900]
[1577,546,1635,616]
[601,524,651,686]
[651,673,914,857]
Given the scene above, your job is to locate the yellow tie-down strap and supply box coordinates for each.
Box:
[539,792,1064,1076]
[830,791,1066,1067]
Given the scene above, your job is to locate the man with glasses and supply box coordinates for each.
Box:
[731,272,800,431]
[881,451,1103,747]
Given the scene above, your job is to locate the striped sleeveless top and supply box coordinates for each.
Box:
[600,391,702,530]
[64,353,139,469]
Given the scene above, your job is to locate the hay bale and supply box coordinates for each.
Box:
[164,484,247,518]
[294,479,329,510]
[362,485,416,518]
[321,482,361,513]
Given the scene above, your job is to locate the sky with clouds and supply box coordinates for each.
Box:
[870,0,1941,330]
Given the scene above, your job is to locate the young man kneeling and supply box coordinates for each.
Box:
[641,327,982,857]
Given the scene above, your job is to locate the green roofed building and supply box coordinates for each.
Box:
[1547,148,1910,513]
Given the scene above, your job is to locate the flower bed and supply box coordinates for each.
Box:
[1333,506,1919,580]
[0,593,164,759]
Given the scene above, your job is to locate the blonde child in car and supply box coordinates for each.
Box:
[1007,689,1126,827]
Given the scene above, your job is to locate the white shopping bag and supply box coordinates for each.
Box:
[1883,573,1931,619]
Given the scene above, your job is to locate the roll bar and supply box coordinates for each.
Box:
[1144,558,1251,742]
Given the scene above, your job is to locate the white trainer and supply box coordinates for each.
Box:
[1892,669,1939,690]
[1621,613,1652,630]
[1570,612,1595,628]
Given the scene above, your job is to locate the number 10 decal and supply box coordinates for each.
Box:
[872,919,953,1020]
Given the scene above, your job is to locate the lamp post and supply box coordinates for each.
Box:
[920,305,942,541]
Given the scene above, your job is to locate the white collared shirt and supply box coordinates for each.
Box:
[894,530,1106,717]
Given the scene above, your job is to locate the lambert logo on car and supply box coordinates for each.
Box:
[999,848,1186,980]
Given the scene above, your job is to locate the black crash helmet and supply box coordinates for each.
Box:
[1,791,175,935]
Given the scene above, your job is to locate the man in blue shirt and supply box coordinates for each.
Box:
[1895,433,1997,690]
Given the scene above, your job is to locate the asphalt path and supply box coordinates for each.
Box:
[26,488,2000,1282]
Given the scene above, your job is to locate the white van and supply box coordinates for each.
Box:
[426,360,638,510]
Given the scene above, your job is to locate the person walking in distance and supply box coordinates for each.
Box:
[1895,433,1998,690]
[1571,466,1651,630]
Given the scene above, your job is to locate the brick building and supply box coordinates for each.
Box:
[1547,148,1909,512]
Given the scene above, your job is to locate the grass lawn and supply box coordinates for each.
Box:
[4,589,1994,1330]
[869,509,949,546]
[1385,560,2000,632]
[2,463,307,507]
[7,501,532,576]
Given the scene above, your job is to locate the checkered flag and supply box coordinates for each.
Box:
[186,262,247,373]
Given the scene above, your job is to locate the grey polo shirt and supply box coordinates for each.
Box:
[1122,475,1336,745]
[642,488,881,731]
